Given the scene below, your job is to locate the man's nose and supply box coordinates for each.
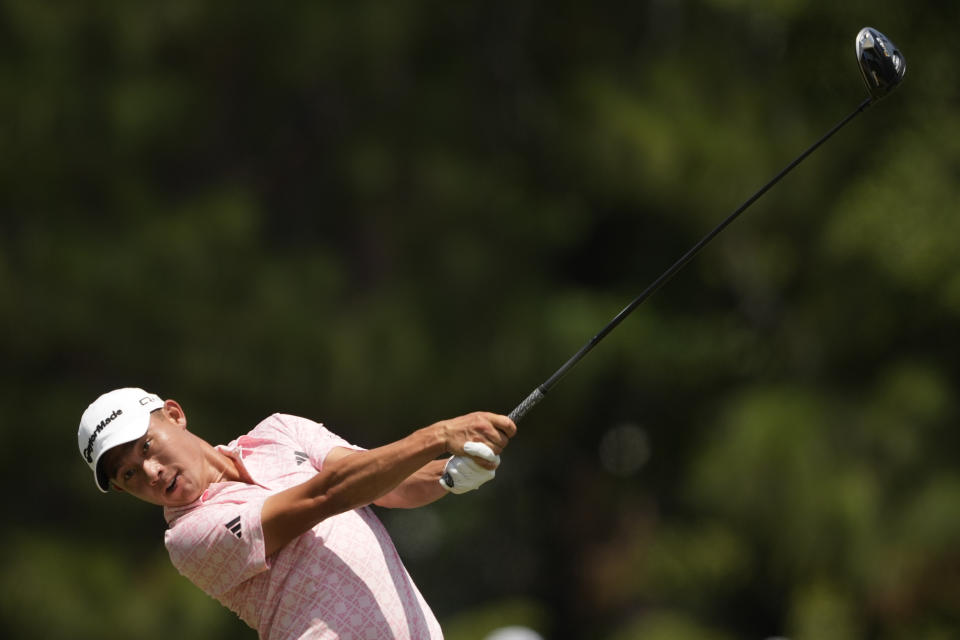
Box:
[143,458,163,484]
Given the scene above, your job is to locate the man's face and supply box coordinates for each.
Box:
[103,406,211,507]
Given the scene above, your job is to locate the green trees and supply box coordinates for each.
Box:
[2,2,958,638]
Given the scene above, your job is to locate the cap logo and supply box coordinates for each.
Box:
[83,408,123,463]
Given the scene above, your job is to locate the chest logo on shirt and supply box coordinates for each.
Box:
[225,516,242,539]
[294,451,309,466]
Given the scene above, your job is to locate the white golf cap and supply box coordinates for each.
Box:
[78,388,164,492]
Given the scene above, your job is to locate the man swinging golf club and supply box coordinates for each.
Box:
[78,387,516,639]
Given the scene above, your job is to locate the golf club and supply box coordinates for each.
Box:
[503,26,906,423]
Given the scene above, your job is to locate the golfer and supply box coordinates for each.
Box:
[77,387,516,639]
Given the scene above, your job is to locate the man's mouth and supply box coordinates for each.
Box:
[165,473,179,495]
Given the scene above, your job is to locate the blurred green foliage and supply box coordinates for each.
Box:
[2,1,958,638]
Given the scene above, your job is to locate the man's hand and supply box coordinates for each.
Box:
[437,412,517,467]
[439,442,500,494]
[434,412,516,494]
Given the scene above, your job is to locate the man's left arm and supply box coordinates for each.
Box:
[372,458,449,508]
[320,448,497,509]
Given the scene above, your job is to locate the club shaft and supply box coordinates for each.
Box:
[508,97,873,424]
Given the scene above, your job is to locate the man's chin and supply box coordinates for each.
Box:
[160,477,202,507]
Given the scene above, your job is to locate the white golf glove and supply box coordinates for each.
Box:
[439,442,501,494]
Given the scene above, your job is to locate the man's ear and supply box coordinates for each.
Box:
[162,399,188,429]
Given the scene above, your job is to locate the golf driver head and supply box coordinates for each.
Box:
[856,27,906,101]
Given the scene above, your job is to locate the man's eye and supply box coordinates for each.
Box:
[142,439,151,452]
[123,468,135,481]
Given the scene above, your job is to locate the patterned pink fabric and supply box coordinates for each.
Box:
[163,414,443,639]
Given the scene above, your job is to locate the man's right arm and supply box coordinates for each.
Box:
[260,412,516,557]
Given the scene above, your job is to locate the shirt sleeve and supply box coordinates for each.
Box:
[273,413,365,470]
[164,491,271,597]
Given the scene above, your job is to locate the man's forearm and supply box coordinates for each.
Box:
[298,427,446,514]
[373,459,449,509]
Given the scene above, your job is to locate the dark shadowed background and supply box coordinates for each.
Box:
[3,1,959,638]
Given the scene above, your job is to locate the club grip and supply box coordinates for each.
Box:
[508,387,545,424]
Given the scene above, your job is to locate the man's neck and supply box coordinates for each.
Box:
[214,448,255,484]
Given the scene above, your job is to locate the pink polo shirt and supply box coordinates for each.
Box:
[163,414,443,640]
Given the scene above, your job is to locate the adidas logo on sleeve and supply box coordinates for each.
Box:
[224,516,242,539]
